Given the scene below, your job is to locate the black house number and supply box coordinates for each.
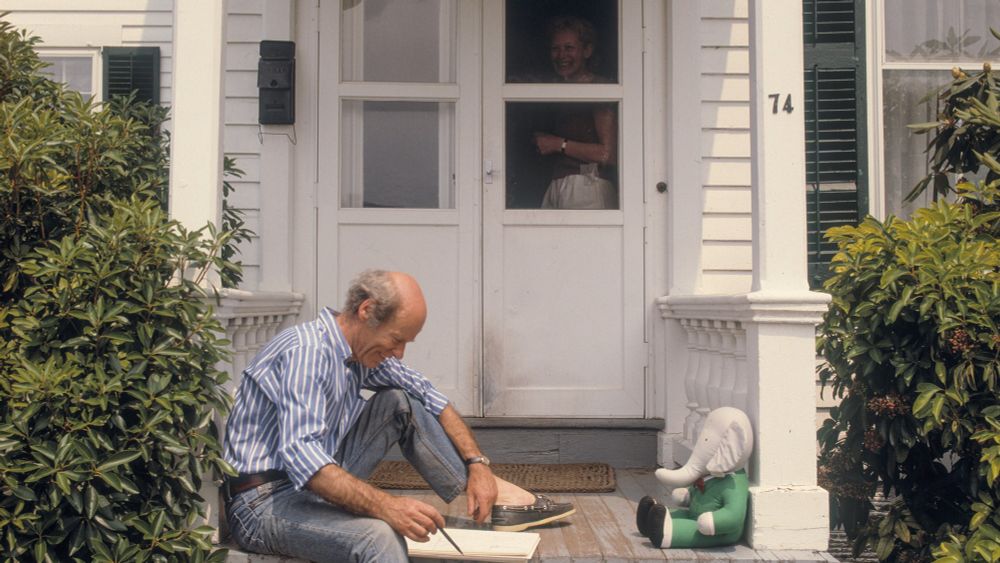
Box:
[768,93,794,114]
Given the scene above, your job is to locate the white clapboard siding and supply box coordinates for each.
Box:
[698,0,752,294]
[224,6,263,286]
[2,2,174,106]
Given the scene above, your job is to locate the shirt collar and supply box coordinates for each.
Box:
[318,307,353,366]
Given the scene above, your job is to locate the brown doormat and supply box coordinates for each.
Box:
[367,461,616,493]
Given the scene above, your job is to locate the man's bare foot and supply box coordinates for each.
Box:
[494,476,536,505]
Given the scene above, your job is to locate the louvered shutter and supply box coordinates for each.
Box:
[102,47,160,104]
[803,0,867,288]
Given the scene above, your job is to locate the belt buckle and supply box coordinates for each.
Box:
[257,480,278,496]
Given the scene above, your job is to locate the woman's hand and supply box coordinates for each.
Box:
[533,132,564,156]
[465,463,499,523]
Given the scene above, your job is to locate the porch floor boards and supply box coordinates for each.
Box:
[224,469,838,563]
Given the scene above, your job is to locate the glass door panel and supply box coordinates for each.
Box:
[341,0,456,82]
[340,101,455,209]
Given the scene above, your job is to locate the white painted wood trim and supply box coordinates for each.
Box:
[643,0,670,421]
[290,0,321,321]
[337,82,461,99]
[867,0,886,220]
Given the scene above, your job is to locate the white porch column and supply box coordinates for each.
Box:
[169,0,227,236]
[746,0,830,550]
[170,0,227,535]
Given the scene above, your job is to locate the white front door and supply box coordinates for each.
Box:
[316,0,482,412]
[316,0,645,417]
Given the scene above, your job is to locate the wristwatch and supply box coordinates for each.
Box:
[464,455,491,467]
[560,138,568,153]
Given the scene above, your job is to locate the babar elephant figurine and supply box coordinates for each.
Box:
[637,406,753,548]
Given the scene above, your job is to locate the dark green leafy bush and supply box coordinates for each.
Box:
[818,64,1000,563]
[0,19,234,562]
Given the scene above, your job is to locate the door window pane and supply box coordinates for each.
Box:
[505,102,618,209]
[341,101,455,209]
[884,0,1000,62]
[882,69,951,218]
[505,0,618,84]
[341,0,456,83]
[39,56,94,97]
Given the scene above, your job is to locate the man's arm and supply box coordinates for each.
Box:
[438,404,498,523]
[306,463,445,542]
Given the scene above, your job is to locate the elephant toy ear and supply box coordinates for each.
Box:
[706,419,753,476]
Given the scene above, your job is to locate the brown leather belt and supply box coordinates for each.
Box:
[226,469,288,497]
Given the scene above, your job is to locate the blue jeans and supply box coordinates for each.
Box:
[226,389,469,562]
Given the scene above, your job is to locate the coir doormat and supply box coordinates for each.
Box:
[368,461,616,493]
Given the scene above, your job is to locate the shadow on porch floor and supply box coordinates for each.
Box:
[223,468,838,562]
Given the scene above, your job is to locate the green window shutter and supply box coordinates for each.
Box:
[102,47,160,104]
[803,0,866,288]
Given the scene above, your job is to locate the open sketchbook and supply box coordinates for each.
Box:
[406,528,540,561]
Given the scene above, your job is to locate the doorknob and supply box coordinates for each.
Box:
[484,159,494,184]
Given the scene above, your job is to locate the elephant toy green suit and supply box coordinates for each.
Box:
[636,407,753,548]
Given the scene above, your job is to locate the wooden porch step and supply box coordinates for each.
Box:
[220,469,839,563]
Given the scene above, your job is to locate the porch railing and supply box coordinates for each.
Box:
[658,299,749,452]
[212,288,305,389]
[674,317,749,446]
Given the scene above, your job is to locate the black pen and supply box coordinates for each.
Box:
[437,527,463,554]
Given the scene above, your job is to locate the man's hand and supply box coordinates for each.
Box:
[376,496,446,542]
[465,463,498,523]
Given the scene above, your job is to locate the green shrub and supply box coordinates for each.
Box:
[818,64,1000,563]
[0,19,235,562]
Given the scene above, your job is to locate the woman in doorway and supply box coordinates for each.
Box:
[533,15,618,210]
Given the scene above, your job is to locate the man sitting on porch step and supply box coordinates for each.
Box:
[223,269,575,562]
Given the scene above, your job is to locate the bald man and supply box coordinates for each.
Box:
[223,270,574,562]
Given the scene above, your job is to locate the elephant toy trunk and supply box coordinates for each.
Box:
[655,464,703,488]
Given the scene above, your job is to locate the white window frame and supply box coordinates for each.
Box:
[867,0,987,220]
[35,48,101,101]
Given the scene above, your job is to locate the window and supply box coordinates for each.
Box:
[35,47,160,106]
[37,51,99,98]
[876,0,1000,218]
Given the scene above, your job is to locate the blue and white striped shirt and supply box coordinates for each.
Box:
[223,307,450,489]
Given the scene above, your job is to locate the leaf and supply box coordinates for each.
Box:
[12,486,35,501]
[96,450,141,472]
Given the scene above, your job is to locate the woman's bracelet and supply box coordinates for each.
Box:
[560,138,568,154]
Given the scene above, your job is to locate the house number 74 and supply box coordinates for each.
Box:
[768,93,794,114]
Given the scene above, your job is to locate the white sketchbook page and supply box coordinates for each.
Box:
[406,528,540,560]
